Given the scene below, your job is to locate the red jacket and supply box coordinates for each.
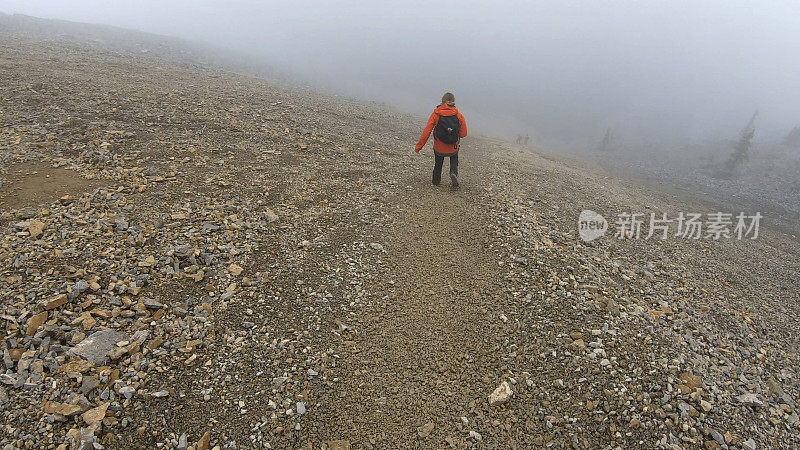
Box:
[415,103,467,154]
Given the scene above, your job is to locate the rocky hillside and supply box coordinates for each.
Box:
[1,14,798,450]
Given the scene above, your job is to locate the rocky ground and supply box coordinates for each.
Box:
[1,14,798,450]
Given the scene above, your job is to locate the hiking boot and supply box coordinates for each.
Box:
[450,173,459,187]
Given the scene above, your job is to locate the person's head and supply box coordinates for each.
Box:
[441,92,455,106]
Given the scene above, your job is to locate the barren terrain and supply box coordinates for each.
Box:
[1,14,798,450]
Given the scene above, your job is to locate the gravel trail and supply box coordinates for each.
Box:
[311,174,511,448]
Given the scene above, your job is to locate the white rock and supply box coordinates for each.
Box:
[488,381,513,406]
[736,393,764,407]
[119,386,136,399]
[742,438,757,450]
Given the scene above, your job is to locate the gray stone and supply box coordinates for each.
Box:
[173,244,193,259]
[114,215,129,231]
[177,433,188,450]
[69,329,129,364]
[709,428,725,446]
[3,349,13,370]
[119,386,136,399]
[742,438,757,450]
[15,206,37,220]
[81,376,99,395]
[272,376,288,388]
[143,298,165,310]
[69,280,89,299]
[736,393,764,407]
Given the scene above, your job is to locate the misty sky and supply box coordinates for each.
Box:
[2,0,799,149]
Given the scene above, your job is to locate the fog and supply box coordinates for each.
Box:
[2,0,800,150]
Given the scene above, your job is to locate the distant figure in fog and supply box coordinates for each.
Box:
[598,128,615,152]
[516,135,522,144]
[524,134,530,145]
[413,92,468,187]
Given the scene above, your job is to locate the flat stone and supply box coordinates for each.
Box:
[82,402,109,425]
[114,215,129,231]
[42,293,68,310]
[680,372,702,389]
[417,422,434,438]
[27,220,45,238]
[177,433,188,450]
[143,298,165,310]
[43,400,81,416]
[173,244,193,259]
[709,428,726,446]
[81,376,99,395]
[119,386,136,399]
[229,263,243,276]
[26,311,48,336]
[72,280,89,296]
[197,431,211,450]
[736,393,765,407]
[69,329,129,364]
[742,438,757,450]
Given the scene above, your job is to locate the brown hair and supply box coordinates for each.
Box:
[441,92,455,106]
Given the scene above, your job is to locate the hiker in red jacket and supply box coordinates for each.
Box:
[413,92,468,187]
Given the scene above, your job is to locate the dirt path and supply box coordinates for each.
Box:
[313,170,513,448]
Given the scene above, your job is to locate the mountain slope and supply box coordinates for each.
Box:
[1,15,798,450]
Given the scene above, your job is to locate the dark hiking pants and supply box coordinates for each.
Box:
[432,151,458,185]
